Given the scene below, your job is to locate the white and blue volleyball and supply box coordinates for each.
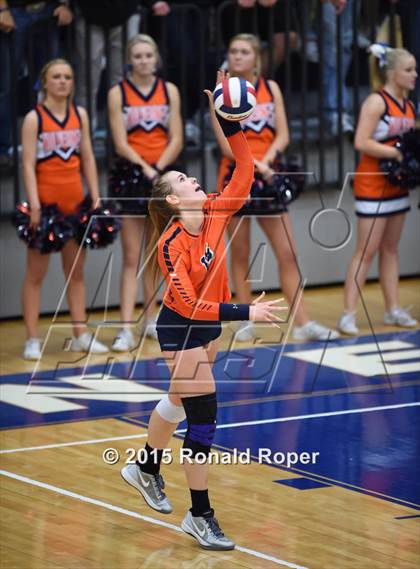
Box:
[213,77,257,122]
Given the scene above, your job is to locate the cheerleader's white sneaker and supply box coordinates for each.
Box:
[23,338,42,360]
[292,320,340,341]
[384,307,418,328]
[70,332,109,354]
[112,328,135,352]
[337,312,359,336]
[235,321,256,342]
[142,317,158,340]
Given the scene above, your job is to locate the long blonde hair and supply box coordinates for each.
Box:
[146,173,177,285]
[228,33,262,77]
[369,45,413,91]
[39,58,74,101]
[126,33,162,69]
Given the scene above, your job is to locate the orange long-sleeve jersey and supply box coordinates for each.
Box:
[158,128,254,321]
[217,77,275,193]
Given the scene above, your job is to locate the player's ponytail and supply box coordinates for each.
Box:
[146,173,176,285]
[368,44,413,91]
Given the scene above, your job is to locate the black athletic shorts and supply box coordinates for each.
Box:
[156,305,222,351]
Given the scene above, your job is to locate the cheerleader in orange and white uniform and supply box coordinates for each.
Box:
[213,34,339,342]
[20,58,109,360]
[108,34,183,351]
[338,45,418,334]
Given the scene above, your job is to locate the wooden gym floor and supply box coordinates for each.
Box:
[1,280,419,568]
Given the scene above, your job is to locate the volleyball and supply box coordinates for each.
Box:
[213,77,257,121]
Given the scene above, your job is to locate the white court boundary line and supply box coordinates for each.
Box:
[1,401,419,455]
[0,469,308,569]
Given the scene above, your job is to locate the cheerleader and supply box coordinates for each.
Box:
[338,46,418,334]
[120,70,286,550]
[214,34,339,342]
[108,34,183,351]
[20,58,108,360]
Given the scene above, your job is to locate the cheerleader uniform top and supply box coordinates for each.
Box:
[355,89,416,217]
[35,102,84,215]
[119,76,170,165]
[217,77,275,192]
[158,127,254,322]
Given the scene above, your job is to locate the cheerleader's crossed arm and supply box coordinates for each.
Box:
[78,106,100,205]
[21,111,41,228]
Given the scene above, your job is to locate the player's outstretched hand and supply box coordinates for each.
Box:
[203,69,231,107]
[249,291,287,327]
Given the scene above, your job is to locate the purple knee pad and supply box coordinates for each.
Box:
[181,392,217,457]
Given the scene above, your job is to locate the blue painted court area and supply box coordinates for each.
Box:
[1,330,419,508]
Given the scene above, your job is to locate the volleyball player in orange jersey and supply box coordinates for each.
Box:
[214,34,339,342]
[108,34,183,351]
[120,71,286,550]
[338,46,418,335]
[20,59,108,361]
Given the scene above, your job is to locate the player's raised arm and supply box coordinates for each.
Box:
[204,71,254,216]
